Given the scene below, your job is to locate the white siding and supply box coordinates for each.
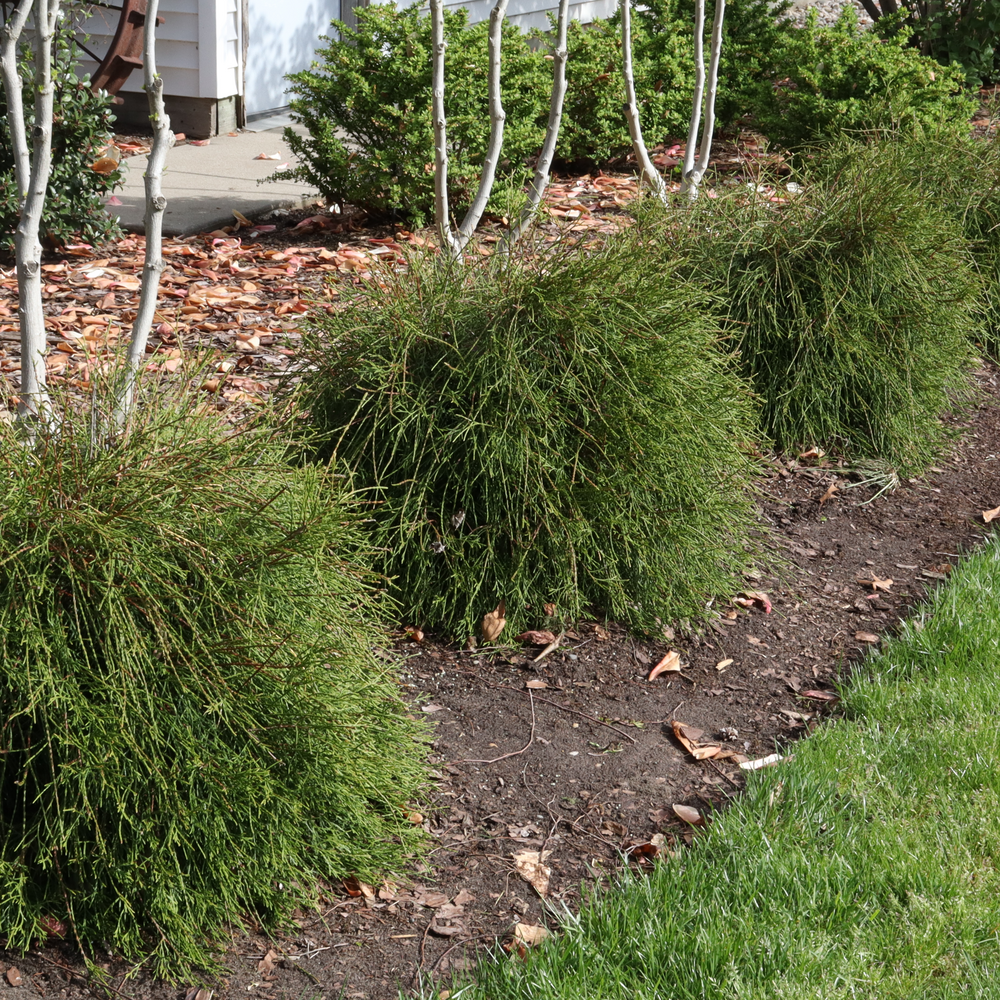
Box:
[409,0,617,31]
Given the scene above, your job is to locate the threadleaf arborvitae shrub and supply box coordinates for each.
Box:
[296,237,761,638]
[0,401,427,975]
[664,147,981,471]
[749,8,976,150]
[0,25,121,247]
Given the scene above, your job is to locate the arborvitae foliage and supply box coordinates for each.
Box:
[296,238,761,639]
[0,400,427,975]
[807,131,1000,357]
[664,148,981,471]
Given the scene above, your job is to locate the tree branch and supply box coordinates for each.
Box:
[620,0,667,203]
[117,0,172,423]
[15,0,61,427]
[505,0,569,247]
[430,0,461,257]
[0,0,34,198]
[456,0,510,248]
[681,0,725,201]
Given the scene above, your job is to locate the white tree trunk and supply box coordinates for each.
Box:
[116,0,171,423]
[681,0,725,201]
[620,0,667,203]
[456,0,510,250]
[0,0,33,199]
[13,0,60,427]
[430,0,462,257]
[505,0,569,247]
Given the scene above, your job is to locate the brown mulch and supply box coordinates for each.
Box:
[3,136,1000,999]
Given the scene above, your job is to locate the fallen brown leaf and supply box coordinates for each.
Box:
[649,650,682,680]
[482,600,507,643]
[733,589,772,614]
[672,803,706,826]
[514,630,557,645]
[6,967,22,987]
[512,849,552,897]
[671,720,722,760]
[983,505,1000,523]
[525,679,549,689]
[801,689,839,702]
[513,923,550,947]
[819,482,839,504]
[857,576,893,592]
[343,876,375,899]
[855,631,880,644]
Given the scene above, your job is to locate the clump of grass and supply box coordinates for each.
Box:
[663,147,982,472]
[0,398,427,976]
[296,237,762,639]
[466,537,1000,1000]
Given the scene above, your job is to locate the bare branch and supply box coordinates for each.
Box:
[117,0,172,423]
[0,0,34,197]
[681,0,725,201]
[620,0,667,203]
[15,0,61,426]
[456,0,510,248]
[505,0,569,247]
[430,0,462,257]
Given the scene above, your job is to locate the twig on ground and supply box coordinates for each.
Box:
[428,932,495,975]
[705,755,741,789]
[528,693,636,743]
[455,691,536,763]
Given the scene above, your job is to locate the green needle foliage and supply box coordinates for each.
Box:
[664,146,981,472]
[463,537,1000,1000]
[296,237,761,639]
[0,399,427,975]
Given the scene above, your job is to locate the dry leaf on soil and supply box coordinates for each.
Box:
[6,968,22,987]
[819,482,839,504]
[671,720,722,760]
[857,576,893,592]
[648,650,682,680]
[343,876,375,899]
[482,600,507,643]
[855,631,881,644]
[513,923,550,947]
[983,505,1000,523]
[512,849,552,897]
[733,589,772,614]
[672,803,706,827]
[525,679,549,689]
[801,689,839,702]
[514,630,557,645]
[184,989,213,1000]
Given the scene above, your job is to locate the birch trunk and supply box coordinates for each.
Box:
[430,0,462,257]
[13,0,60,427]
[681,0,725,201]
[504,0,569,247]
[620,0,667,203]
[0,0,33,199]
[116,0,171,423]
[456,0,510,250]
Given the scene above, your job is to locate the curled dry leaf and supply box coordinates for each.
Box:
[857,576,893,592]
[482,600,507,643]
[819,482,839,504]
[513,923,550,947]
[543,602,557,617]
[416,890,451,908]
[258,948,279,975]
[343,876,375,899]
[983,505,1000,523]
[801,689,839,702]
[855,631,880,644]
[525,679,549,689]
[672,803,706,827]
[512,849,552,897]
[514,630,557,646]
[649,650,682,680]
[184,989,213,1000]
[733,590,772,614]
[671,720,722,760]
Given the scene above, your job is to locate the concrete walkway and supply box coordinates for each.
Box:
[110,116,321,237]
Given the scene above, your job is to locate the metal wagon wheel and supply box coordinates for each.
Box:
[0,0,161,103]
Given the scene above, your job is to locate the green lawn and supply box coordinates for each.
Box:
[460,536,1000,1000]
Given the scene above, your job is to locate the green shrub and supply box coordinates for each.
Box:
[750,8,976,150]
[0,24,121,247]
[663,145,980,470]
[806,131,1000,356]
[0,399,427,975]
[295,237,761,639]
[277,2,548,226]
